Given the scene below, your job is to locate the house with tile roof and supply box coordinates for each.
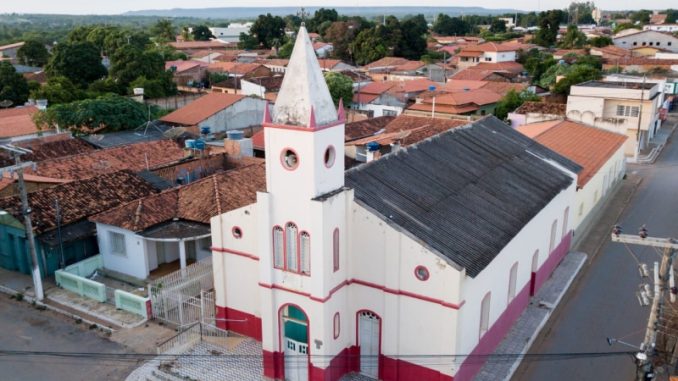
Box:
[518,120,627,234]
[613,30,678,53]
[207,62,272,78]
[406,88,502,118]
[352,81,406,117]
[160,92,267,133]
[508,101,567,128]
[90,163,265,280]
[0,171,160,277]
[0,106,56,142]
[456,42,519,69]
[210,25,580,381]
[166,60,209,86]
[313,42,334,58]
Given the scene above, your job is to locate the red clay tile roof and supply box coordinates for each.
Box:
[650,13,667,24]
[0,106,45,138]
[590,45,631,58]
[28,139,187,181]
[0,42,24,51]
[517,120,627,187]
[256,58,290,67]
[461,42,519,53]
[345,116,396,141]
[166,60,207,73]
[207,62,267,75]
[443,80,527,96]
[352,93,381,104]
[252,130,264,150]
[473,61,524,73]
[318,59,341,69]
[363,57,410,70]
[0,136,95,167]
[393,60,425,72]
[347,115,468,146]
[0,170,158,234]
[90,162,266,232]
[169,41,232,50]
[514,101,567,115]
[356,81,398,95]
[160,93,245,126]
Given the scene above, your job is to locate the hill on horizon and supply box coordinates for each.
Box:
[123,6,525,20]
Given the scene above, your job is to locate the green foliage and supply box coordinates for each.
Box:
[613,23,638,35]
[35,94,149,133]
[667,9,678,24]
[31,76,86,105]
[553,64,601,94]
[109,45,173,97]
[308,8,339,33]
[130,74,177,99]
[208,72,231,86]
[558,25,587,48]
[535,10,567,47]
[277,40,294,59]
[494,89,540,120]
[394,14,428,60]
[323,72,353,107]
[45,42,107,86]
[191,25,215,41]
[432,14,470,36]
[0,62,29,106]
[247,14,286,49]
[630,10,651,24]
[567,1,595,24]
[149,44,187,61]
[588,35,613,47]
[324,21,361,62]
[17,40,50,67]
[490,19,507,33]
[87,77,125,96]
[151,19,176,42]
[522,50,556,82]
[350,28,387,66]
[238,32,259,50]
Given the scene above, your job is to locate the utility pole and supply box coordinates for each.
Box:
[0,144,43,300]
[635,75,647,161]
[611,226,678,381]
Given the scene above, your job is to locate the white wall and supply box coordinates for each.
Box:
[199,97,267,133]
[96,223,149,280]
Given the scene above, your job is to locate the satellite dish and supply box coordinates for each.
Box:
[0,100,13,109]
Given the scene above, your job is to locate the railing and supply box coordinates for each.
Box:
[55,270,107,302]
[63,254,103,277]
[157,322,202,355]
[115,289,151,319]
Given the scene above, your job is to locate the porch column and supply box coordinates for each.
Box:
[179,239,187,270]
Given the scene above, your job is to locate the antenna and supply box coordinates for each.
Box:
[134,104,164,137]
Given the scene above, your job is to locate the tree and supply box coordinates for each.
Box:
[350,28,387,65]
[0,62,29,106]
[494,89,540,120]
[238,32,259,50]
[568,1,596,24]
[535,10,566,47]
[17,39,49,67]
[308,8,338,33]
[151,19,176,42]
[45,42,107,87]
[558,25,587,48]
[277,40,294,59]
[490,19,507,33]
[630,10,651,24]
[34,95,150,134]
[432,14,470,36]
[192,25,215,41]
[395,14,427,60]
[323,72,353,107]
[522,50,556,82]
[588,35,612,47]
[30,76,86,105]
[109,45,174,96]
[130,73,177,99]
[324,21,355,61]
[553,64,600,94]
[248,14,286,49]
[667,9,678,24]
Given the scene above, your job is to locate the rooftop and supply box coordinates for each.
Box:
[575,80,657,90]
[345,116,396,141]
[347,115,469,147]
[0,170,159,235]
[160,93,246,126]
[345,116,579,277]
[517,120,627,187]
[513,101,567,116]
[0,106,43,139]
[0,135,96,168]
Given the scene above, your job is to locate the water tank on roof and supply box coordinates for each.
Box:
[200,126,211,135]
[227,130,244,141]
[194,140,206,150]
[185,139,196,149]
[366,142,381,152]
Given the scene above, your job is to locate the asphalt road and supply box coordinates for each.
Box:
[0,296,138,381]
[514,122,678,381]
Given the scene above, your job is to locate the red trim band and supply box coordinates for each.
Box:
[212,247,260,261]
[258,278,464,310]
[263,117,345,133]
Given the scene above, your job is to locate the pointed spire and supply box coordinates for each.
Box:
[263,102,272,124]
[308,106,317,128]
[337,98,345,122]
[272,26,338,127]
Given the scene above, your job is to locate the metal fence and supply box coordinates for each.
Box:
[157,321,229,355]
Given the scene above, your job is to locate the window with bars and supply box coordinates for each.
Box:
[109,231,126,257]
[300,231,310,275]
[616,105,640,117]
[273,226,284,269]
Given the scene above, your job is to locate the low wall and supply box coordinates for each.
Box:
[55,270,106,302]
[115,289,151,319]
[64,254,103,277]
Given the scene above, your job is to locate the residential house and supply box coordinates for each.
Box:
[649,12,668,25]
[450,62,525,83]
[0,106,56,142]
[590,45,632,60]
[210,23,253,43]
[567,80,662,157]
[240,76,284,102]
[406,88,502,118]
[90,163,265,280]
[456,42,518,69]
[210,27,580,381]
[444,80,528,97]
[160,92,267,133]
[317,59,356,72]
[508,101,567,128]
[256,59,289,74]
[0,171,159,276]
[339,70,372,90]
[169,41,233,55]
[0,42,24,62]
[613,30,678,53]
[208,62,272,78]
[518,120,627,236]
[166,60,209,86]
[313,42,334,58]
[352,82,407,117]
[643,24,678,33]
[601,56,678,73]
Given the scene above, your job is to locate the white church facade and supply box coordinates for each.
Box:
[210,26,580,381]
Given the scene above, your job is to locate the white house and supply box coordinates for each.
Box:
[456,42,518,69]
[613,30,678,53]
[210,23,253,43]
[90,165,265,280]
[209,26,580,381]
[517,119,627,237]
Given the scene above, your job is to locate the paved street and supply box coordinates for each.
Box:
[514,119,678,381]
[0,296,138,381]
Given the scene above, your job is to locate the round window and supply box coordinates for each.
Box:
[281,148,299,170]
[324,146,336,168]
[232,227,243,239]
[414,266,430,281]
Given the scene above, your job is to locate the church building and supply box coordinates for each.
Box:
[210,26,580,381]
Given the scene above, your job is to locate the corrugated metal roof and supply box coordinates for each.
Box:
[346,116,579,278]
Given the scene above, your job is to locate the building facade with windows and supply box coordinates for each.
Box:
[210,26,579,381]
[613,30,678,53]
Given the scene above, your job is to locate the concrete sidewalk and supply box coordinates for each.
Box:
[473,251,587,381]
[635,116,676,164]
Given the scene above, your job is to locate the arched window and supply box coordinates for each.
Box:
[562,207,569,238]
[549,219,558,254]
[333,228,339,272]
[333,312,340,339]
[507,262,518,303]
[300,231,310,275]
[273,226,284,269]
[479,292,491,338]
[285,223,298,272]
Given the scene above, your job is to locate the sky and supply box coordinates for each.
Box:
[0,0,674,15]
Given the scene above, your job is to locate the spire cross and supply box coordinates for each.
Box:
[298,7,310,26]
